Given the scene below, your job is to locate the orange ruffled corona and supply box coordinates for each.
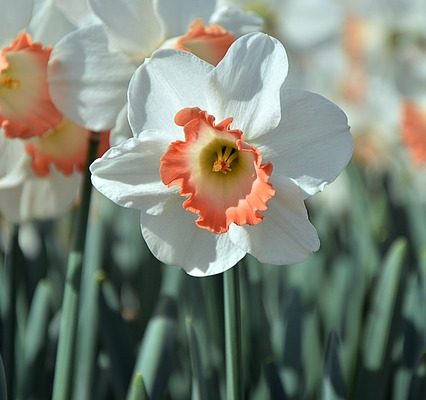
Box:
[176,19,235,66]
[25,122,110,177]
[402,101,426,164]
[0,33,62,139]
[160,107,275,234]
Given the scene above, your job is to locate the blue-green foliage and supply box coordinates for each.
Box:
[0,162,425,399]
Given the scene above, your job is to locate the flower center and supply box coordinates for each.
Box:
[212,145,238,174]
[0,75,20,89]
[160,107,275,234]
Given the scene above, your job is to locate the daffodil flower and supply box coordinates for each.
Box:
[48,0,263,143]
[90,33,352,276]
[0,1,100,221]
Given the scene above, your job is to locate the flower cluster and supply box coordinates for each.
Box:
[1,0,354,275]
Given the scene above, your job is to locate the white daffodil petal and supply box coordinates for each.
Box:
[207,33,287,139]
[229,178,319,265]
[154,0,216,38]
[29,0,76,44]
[48,24,137,131]
[254,89,352,196]
[0,135,28,188]
[0,0,33,45]
[140,195,246,276]
[128,49,212,137]
[90,133,173,211]
[209,6,264,37]
[56,0,100,28]
[90,0,163,57]
[0,169,81,222]
[110,103,133,146]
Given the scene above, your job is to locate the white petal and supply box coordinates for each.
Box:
[28,0,76,44]
[0,135,27,188]
[253,89,352,196]
[56,0,100,28]
[228,178,319,265]
[0,168,81,222]
[140,195,246,276]
[110,103,133,146]
[128,49,212,137]
[279,0,343,49]
[209,6,263,37]
[207,32,287,139]
[154,0,216,38]
[48,24,137,130]
[89,0,163,58]
[90,133,172,211]
[0,0,33,45]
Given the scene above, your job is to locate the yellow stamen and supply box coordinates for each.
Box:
[0,74,20,89]
[212,145,238,174]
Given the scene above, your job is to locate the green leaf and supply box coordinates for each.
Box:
[321,332,346,400]
[19,281,51,398]
[264,362,285,399]
[98,276,135,398]
[127,373,149,400]
[362,239,407,370]
[408,353,426,399]
[355,238,407,400]
[72,196,108,400]
[0,353,6,400]
[185,317,208,400]
[131,266,183,399]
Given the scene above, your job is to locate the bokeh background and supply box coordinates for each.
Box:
[1,0,426,399]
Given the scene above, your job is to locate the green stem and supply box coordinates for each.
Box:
[223,265,242,400]
[52,132,100,400]
[3,224,19,400]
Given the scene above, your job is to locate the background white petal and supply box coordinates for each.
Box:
[154,0,216,38]
[0,168,80,222]
[0,0,33,45]
[140,196,246,276]
[29,0,76,44]
[56,0,100,28]
[209,6,264,37]
[228,178,319,265]
[90,134,172,211]
[48,24,138,131]
[278,0,343,50]
[253,89,352,196]
[0,135,28,189]
[90,0,163,58]
[207,33,287,139]
[128,49,212,137]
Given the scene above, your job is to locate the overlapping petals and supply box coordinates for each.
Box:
[91,33,352,275]
[48,0,263,134]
